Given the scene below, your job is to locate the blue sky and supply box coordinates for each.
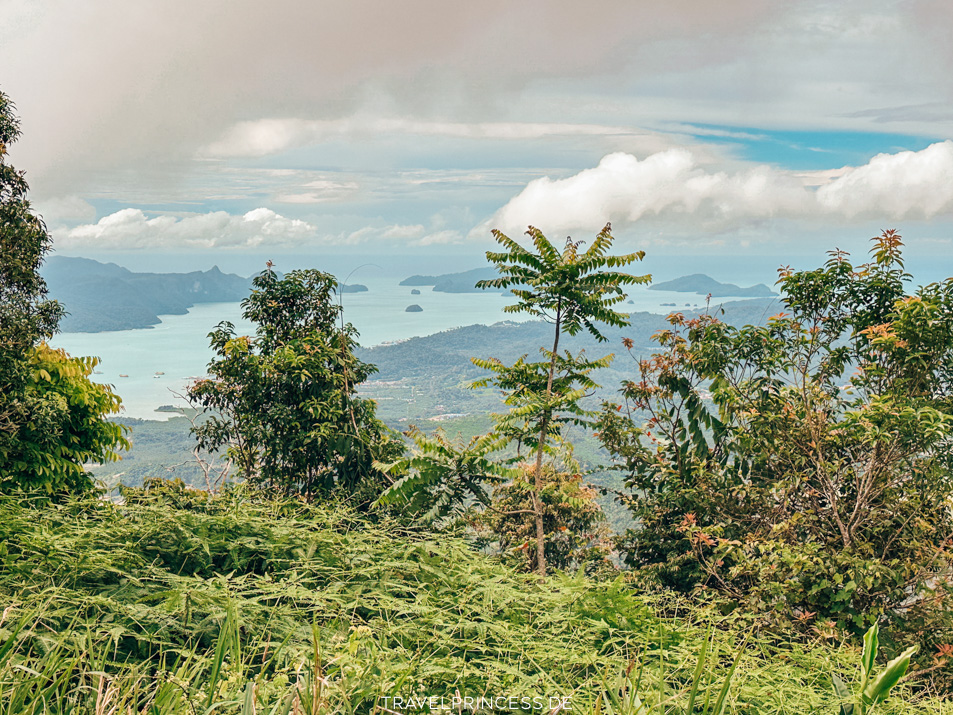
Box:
[2,0,953,269]
[687,125,943,170]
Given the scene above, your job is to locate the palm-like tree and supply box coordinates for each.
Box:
[476,223,650,575]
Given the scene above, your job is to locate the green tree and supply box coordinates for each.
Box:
[0,91,125,493]
[0,91,62,454]
[476,223,650,575]
[599,231,953,647]
[1,344,128,493]
[187,266,400,503]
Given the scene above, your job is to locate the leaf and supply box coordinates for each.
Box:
[862,645,917,706]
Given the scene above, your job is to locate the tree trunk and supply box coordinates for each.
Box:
[532,299,561,577]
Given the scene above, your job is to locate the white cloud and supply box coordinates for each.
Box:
[59,208,314,250]
[415,230,462,247]
[32,195,97,225]
[274,178,361,204]
[817,141,953,218]
[481,142,953,237]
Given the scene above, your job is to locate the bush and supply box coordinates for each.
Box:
[0,344,127,493]
[599,232,953,661]
[476,463,614,575]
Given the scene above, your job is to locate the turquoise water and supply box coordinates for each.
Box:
[51,276,737,419]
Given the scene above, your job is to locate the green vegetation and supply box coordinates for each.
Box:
[0,485,944,713]
[2,89,952,711]
[376,427,512,523]
[0,345,127,493]
[471,223,649,575]
[0,91,126,494]
[598,232,953,667]
[187,267,400,503]
[475,464,613,576]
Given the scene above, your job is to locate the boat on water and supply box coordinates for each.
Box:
[119,374,129,378]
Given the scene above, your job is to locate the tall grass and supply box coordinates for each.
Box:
[0,486,946,713]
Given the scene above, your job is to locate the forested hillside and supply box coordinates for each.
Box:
[43,256,254,332]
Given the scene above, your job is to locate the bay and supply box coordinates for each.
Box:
[51,276,745,419]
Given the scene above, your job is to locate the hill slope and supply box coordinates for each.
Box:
[43,256,254,332]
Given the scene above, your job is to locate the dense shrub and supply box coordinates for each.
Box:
[0,485,942,712]
[599,232,953,666]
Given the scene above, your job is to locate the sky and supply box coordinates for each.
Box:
[3,0,953,277]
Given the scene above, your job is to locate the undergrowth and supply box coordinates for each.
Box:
[0,484,947,713]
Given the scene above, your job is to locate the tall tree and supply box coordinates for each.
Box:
[188,266,401,503]
[0,91,127,492]
[0,91,62,448]
[475,223,650,575]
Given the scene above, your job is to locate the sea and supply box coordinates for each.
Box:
[50,251,953,421]
[50,276,730,420]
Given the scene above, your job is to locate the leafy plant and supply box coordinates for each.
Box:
[0,344,128,493]
[476,223,649,574]
[374,426,513,524]
[476,463,613,575]
[834,623,918,715]
[591,627,743,714]
[599,232,953,653]
[187,266,401,504]
[0,487,941,711]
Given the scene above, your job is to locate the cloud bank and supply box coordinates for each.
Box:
[2,0,779,192]
[484,141,953,237]
[60,208,313,250]
[56,211,463,251]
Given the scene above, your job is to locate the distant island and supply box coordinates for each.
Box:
[43,256,254,333]
[42,257,374,332]
[400,267,503,293]
[405,304,424,313]
[649,273,776,298]
[338,283,368,293]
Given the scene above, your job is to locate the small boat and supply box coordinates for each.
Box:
[119,374,129,378]
[154,371,165,375]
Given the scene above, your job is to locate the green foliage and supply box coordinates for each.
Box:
[834,623,918,715]
[476,223,650,575]
[0,485,940,712]
[0,344,128,493]
[478,223,650,342]
[0,91,63,465]
[187,267,400,504]
[374,427,514,524]
[476,464,614,575]
[471,348,614,453]
[599,231,953,655]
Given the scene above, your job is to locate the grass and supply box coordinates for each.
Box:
[0,484,948,713]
